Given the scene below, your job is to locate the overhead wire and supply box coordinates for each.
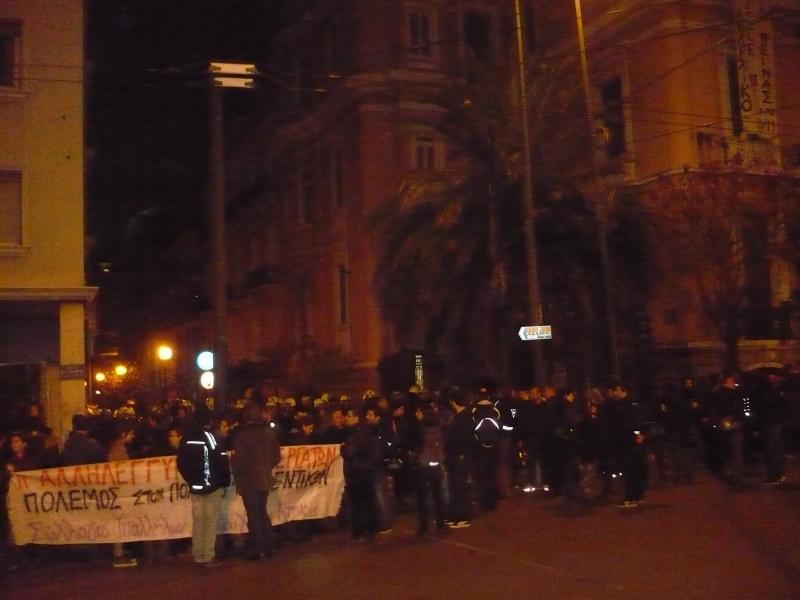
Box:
[12,5,800,152]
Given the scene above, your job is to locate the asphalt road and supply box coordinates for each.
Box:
[4,465,800,600]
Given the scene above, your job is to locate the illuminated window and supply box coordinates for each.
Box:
[0,171,22,245]
[0,21,21,88]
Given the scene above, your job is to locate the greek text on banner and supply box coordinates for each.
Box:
[6,444,344,546]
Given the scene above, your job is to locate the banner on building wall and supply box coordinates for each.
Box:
[735,0,777,138]
[7,444,344,545]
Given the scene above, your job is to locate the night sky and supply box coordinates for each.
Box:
[85,1,279,351]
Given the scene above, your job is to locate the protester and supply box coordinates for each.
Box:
[363,404,395,533]
[107,422,138,567]
[341,408,383,540]
[231,400,281,560]
[760,372,787,484]
[409,404,447,536]
[4,432,42,474]
[321,407,350,444]
[444,387,473,528]
[61,415,105,466]
[472,388,501,510]
[2,372,798,570]
[176,405,231,568]
[711,372,749,483]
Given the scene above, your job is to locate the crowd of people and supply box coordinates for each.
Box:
[1,365,798,570]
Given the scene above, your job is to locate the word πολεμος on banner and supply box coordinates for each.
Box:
[7,444,344,545]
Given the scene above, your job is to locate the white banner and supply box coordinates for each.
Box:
[7,444,344,545]
[735,0,777,137]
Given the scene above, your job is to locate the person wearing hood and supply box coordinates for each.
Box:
[231,400,281,560]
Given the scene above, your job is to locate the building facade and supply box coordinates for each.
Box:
[158,0,524,395]
[533,0,800,377]
[159,0,799,396]
[0,1,95,436]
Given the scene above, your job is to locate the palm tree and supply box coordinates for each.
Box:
[371,57,627,387]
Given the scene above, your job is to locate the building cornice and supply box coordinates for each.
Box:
[0,287,98,303]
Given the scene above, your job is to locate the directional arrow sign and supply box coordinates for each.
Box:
[518,325,552,341]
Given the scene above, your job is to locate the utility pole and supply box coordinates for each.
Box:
[513,0,546,383]
[574,0,621,380]
[208,80,228,411]
[208,62,257,411]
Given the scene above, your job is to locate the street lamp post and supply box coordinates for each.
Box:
[156,344,174,410]
[208,62,257,411]
[513,0,547,383]
[573,0,621,381]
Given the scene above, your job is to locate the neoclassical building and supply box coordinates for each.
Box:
[532,0,800,376]
[159,0,799,395]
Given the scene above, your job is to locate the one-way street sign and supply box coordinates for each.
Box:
[518,325,552,341]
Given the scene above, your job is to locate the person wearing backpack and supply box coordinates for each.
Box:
[409,404,447,536]
[472,388,501,511]
[176,405,231,568]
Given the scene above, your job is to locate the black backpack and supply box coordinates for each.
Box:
[473,403,501,448]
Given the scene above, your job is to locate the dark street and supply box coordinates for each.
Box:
[5,465,800,600]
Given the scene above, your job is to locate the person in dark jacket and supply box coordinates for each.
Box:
[444,387,473,527]
[711,372,750,482]
[606,384,648,508]
[1,433,43,561]
[61,415,105,466]
[410,404,446,535]
[231,400,281,559]
[320,407,350,444]
[341,414,383,540]
[363,405,395,533]
[760,373,787,484]
[176,405,231,567]
[472,388,501,510]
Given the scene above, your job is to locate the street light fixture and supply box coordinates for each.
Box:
[196,351,214,371]
[156,344,175,410]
